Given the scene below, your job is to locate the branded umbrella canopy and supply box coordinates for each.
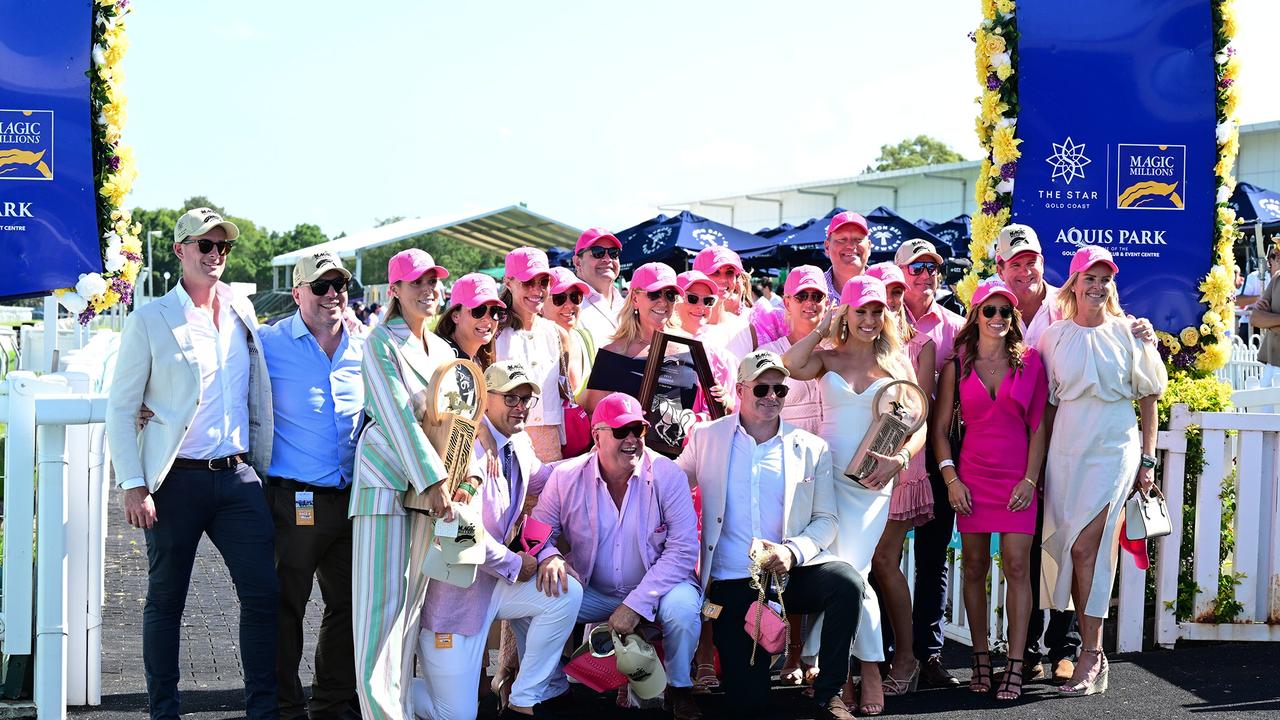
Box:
[616,211,776,271]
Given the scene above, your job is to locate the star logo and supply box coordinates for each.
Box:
[1045,137,1092,185]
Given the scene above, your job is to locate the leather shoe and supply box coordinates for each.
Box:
[1052,658,1076,684]
[921,655,961,687]
[817,694,856,720]
[1026,662,1047,683]
[667,686,702,720]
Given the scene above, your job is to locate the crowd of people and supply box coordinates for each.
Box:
[107,206,1174,720]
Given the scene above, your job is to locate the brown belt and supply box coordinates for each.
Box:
[171,454,246,471]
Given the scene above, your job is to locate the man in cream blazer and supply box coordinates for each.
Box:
[676,351,864,720]
[106,208,277,720]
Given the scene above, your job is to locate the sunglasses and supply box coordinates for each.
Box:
[749,383,790,398]
[907,261,940,276]
[468,305,508,321]
[685,293,716,307]
[306,277,349,296]
[181,238,235,256]
[520,276,550,289]
[489,391,539,409]
[607,423,646,440]
[552,290,584,307]
[981,305,1014,319]
[582,246,621,260]
[791,290,826,304]
[646,288,679,303]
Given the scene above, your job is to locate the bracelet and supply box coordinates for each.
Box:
[945,475,960,486]
[458,481,478,497]
[1019,477,1037,488]
[938,459,956,470]
[897,449,911,466]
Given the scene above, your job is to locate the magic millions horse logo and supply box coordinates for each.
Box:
[0,109,54,181]
[1116,144,1186,211]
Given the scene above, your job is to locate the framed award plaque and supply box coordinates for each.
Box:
[637,331,724,458]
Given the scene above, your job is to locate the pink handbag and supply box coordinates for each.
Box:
[744,566,790,664]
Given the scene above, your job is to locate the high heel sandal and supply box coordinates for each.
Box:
[995,658,1026,701]
[969,651,993,694]
[882,659,921,696]
[1059,648,1109,696]
[693,663,719,694]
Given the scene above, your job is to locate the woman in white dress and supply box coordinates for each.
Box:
[1036,245,1166,696]
[783,275,928,716]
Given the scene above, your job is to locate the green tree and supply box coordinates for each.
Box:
[865,135,966,173]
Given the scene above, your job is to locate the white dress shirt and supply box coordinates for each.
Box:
[1020,283,1061,348]
[578,284,625,348]
[709,424,787,582]
[175,282,251,460]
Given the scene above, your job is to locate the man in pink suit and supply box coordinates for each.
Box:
[531,392,702,720]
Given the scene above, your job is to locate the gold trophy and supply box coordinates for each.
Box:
[403,358,487,512]
[845,379,929,485]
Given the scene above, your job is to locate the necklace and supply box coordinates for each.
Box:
[975,355,1007,376]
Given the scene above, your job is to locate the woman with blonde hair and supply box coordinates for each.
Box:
[783,275,927,716]
[1037,245,1166,696]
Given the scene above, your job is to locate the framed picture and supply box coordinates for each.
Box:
[637,331,725,457]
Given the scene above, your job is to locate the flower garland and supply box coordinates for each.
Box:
[965,0,1241,376]
[55,0,142,324]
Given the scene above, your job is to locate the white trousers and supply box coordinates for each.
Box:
[413,576,583,719]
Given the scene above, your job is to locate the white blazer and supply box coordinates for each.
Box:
[106,283,273,493]
[676,414,839,593]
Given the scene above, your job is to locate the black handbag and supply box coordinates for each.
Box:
[947,357,965,463]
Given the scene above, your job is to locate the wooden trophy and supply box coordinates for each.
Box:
[403,358,487,513]
[845,379,929,485]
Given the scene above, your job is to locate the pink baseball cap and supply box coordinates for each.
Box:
[865,262,907,290]
[505,247,552,282]
[547,267,590,296]
[387,249,449,284]
[592,392,649,429]
[970,277,1019,308]
[630,262,679,293]
[574,227,622,254]
[676,270,716,295]
[783,265,826,295]
[449,273,505,309]
[826,211,869,239]
[1068,245,1119,276]
[839,275,888,309]
[692,246,745,276]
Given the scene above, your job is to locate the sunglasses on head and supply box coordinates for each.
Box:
[791,290,825,304]
[520,276,550,289]
[306,277,349,296]
[685,292,716,307]
[582,246,621,260]
[607,423,646,440]
[468,304,508,321]
[981,305,1014,319]
[646,288,678,303]
[552,290,583,306]
[906,261,940,276]
[181,238,235,256]
[749,383,789,398]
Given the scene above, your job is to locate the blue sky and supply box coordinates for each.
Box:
[123,0,1280,238]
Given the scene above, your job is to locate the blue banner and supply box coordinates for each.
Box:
[1013,0,1217,333]
[0,2,102,300]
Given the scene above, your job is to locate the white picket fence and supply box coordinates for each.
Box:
[1216,333,1265,390]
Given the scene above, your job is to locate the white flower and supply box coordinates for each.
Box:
[92,44,106,67]
[997,117,1018,129]
[986,239,997,259]
[1217,185,1232,204]
[1216,120,1236,144]
[104,248,126,273]
[76,272,108,300]
[58,292,89,315]
[989,52,1011,68]
[996,179,1015,194]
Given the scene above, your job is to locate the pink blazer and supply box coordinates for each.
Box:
[531,449,700,621]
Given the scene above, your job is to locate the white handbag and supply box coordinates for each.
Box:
[1125,485,1171,541]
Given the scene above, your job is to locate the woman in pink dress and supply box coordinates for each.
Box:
[929,277,1048,701]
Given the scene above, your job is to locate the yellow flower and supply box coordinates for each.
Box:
[1202,310,1221,326]
[1217,206,1237,226]
[979,91,1008,126]
[1195,341,1231,372]
[1224,89,1239,118]
[1169,340,1182,355]
[1180,327,1200,346]
[984,188,997,203]
[995,64,1013,81]
[1200,323,1213,337]
[1199,265,1234,304]
[981,0,996,19]
[984,34,1007,56]
[995,0,1015,13]
[956,273,981,306]
[991,125,1022,166]
[1222,6,1238,39]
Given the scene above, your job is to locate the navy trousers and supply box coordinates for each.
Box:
[142,463,279,720]
[911,448,956,660]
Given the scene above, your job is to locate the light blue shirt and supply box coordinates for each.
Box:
[259,312,364,488]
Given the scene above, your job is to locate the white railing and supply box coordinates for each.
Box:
[1216,333,1264,390]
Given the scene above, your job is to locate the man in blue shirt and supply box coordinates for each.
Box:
[259,251,364,720]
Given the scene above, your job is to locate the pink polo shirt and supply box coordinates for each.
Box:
[907,300,966,368]
[590,462,648,598]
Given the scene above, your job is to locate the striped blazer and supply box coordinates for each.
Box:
[349,316,453,517]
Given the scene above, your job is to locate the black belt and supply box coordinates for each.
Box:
[267,476,350,495]
[172,454,246,471]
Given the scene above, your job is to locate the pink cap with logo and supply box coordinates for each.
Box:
[826,211,869,239]
[630,262,679,293]
[865,262,907,289]
[449,273,505,309]
[574,227,622,254]
[387,249,449,284]
[692,245,745,276]
[547,267,590,295]
[1068,245,1119,276]
[676,270,716,295]
[970,277,1019,308]
[783,265,827,295]
[592,392,650,429]
[839,275,888,309]
[505,247,552,282]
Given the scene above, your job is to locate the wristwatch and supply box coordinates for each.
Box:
[1140,453,1158,469]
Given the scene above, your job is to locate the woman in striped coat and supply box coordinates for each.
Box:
[350,249,465,719]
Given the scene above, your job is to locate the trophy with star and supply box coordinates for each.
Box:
[845,379,929,485]
[403,358,487,513]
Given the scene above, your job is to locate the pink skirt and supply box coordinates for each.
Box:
[889,452,934,526]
